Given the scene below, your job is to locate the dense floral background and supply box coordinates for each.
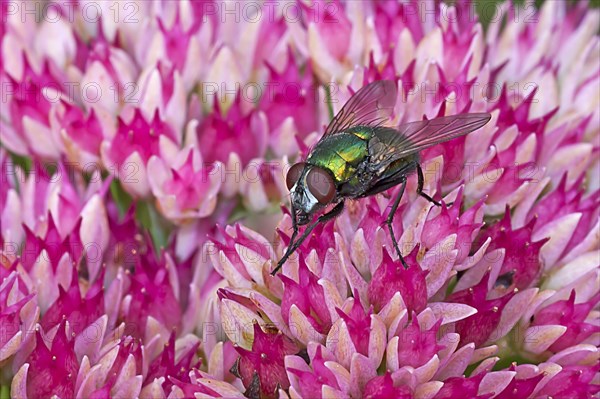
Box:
[1,0,599,398]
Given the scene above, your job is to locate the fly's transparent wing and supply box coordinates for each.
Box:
[323,80,398,137]
[370,113,492,166]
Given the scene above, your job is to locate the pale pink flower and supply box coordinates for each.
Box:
[148,147,222,223]
[1,0,599,397]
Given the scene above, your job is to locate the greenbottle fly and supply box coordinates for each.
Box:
[271,80,491,275]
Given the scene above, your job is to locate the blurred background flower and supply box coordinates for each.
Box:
[1,0,599,398]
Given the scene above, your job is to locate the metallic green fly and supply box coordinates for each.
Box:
[271,80,491,275]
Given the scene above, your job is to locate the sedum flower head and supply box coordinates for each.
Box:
[0,0,599,398]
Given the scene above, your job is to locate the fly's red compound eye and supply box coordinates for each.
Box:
[306,167,335,204]
[286,162,305,190]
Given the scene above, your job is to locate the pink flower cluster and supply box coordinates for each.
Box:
[1,0,598,398]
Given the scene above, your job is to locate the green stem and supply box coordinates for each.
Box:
[0,384,9,399]
[492,327,540,371]
[324,83,335,121]
[135,200,171,255]
[110,179,133,218]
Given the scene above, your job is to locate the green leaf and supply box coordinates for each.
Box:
[135,200,171,255]
[110,180,133,218]
[227,199,249,224]
[7,152,32,173]
[492,329,540,371]
[2,151,33,193]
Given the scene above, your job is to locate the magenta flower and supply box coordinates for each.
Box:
[40,267,104,336]
[17,322,79,399]
[260,49,320,157]
[122,251,182,338]
[193,94,268,167]
[333,289,380,359]
[530,290,600,353]
[54,100,106,165]
[156,12,201,75]
[144,331,201,394]
[136,62,188,135]
[234,322,298,398]
[148,147,221,223]
[435,373,490,399]
[479,209,549,291]
[101,108,179,197]
[0,273,37,369]
[280,258,333,335]
[79,30,138,115]
[287,346,341,398]
[294,0,353,81]
[2,0,599,398]
[373,0,426,51]
[395,315,444,369]
[21,213,82,272]
[448,273,516,347]
[493,368,544,399]
[537,363,600,398]
[4,54,65,159]
[363,372,412,399]
[368,249,428,314]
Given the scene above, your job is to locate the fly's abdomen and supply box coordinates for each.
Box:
[377,154,419,180]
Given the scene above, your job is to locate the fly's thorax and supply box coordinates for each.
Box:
[345,125,375,140]
[306,131,370,183]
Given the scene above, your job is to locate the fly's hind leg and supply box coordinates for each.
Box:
[416,163,444,206]
[386,179,409,269]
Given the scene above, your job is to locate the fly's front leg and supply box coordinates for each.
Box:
[416,163,442,206]
[285,201,345,263]
[272,207,299,275]
[287,207,300,256]
[386,180,409,269]
[271,201,345,275]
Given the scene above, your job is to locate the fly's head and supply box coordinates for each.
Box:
[286,163,336,225]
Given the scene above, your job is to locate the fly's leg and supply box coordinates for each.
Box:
[287,207,300,257]
[271,201,345,275]
[272,205,300,275]
[290,201,345,257]
[386,180,409,269]
[416,163,443,206]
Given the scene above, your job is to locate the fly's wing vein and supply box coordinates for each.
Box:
[322,80,398,137]
[371,113,492,167]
